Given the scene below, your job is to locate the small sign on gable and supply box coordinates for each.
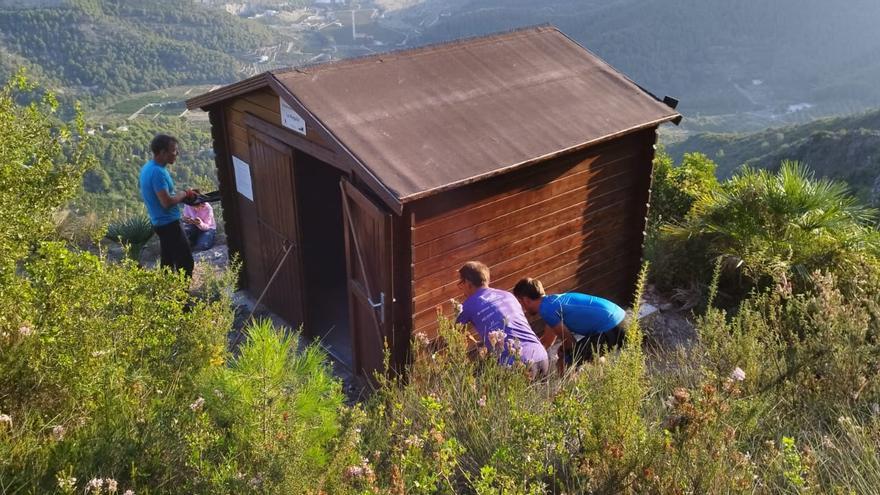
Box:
[280,98,307,136]
[232,155,254,201]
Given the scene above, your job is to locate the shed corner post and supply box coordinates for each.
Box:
[208,104,245,289]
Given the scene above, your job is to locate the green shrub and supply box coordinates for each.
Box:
[655,161,880,300]
[192,319,347,493]
[105,213,153,260]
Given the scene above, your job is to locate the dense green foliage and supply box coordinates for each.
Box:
[0,74,350,495]
[667,109,880,201]
[649,151,880,304]
[0,0,278,96]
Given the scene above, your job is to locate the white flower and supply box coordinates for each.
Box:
[345,465,365,479]
[598,356,607,365]
[213,389,223,399]
[730,367,746,382]
[86,478,103,492]
[488,330,506,348]
[0,414,11,428]
[52,425,66,441]
[477,395,487,407]
[189,397,205,412]
[123,490,134,495]
[105,479,118,493]
[414,332,430,347]
[56,475,76,490]
[91,350,108,358]
[18,325,33,337]
[506,338,522,355]
[403,435,424,448]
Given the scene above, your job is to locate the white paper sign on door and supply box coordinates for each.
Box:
[232,155,254,201]
[280,98,307,135]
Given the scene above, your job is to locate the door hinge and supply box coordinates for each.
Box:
[369,292,385,325]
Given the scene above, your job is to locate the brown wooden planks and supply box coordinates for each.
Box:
[410,132,644,222]
[411,146,640,246]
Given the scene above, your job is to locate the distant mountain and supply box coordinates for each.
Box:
[0,0,279,97]
[666,110,880,202]
[399,0,880,118]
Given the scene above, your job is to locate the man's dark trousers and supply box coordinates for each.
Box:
[154,220,194,278]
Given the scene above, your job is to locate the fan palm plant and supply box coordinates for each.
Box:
[664,161,880,291]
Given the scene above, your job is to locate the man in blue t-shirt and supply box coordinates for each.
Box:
[455,261,549,379]
[139,134,197,278]
[513,277,627,368]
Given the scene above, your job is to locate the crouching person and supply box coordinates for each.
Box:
[513,278,626,370]
[182,202,216,252]
[455,262,549,380]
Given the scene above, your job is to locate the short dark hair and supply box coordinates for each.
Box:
[150,134,178,155]
[459,261,490,287]
[513,277,545,300]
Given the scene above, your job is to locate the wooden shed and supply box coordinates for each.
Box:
[186,26,680,377]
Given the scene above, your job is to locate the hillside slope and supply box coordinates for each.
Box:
[402,0,880,117]
[0,0,279,96]
[667,110,880,201]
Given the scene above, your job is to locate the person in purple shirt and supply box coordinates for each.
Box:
[455,261,549,379]
[513,277,627,370]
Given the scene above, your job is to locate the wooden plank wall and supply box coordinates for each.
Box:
[408,129,657,335]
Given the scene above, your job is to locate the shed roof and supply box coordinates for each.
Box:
[189,26,679,206]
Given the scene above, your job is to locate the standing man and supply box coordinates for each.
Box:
[455,261,549,379]
[513,278,627,368]
[139,134,196,278]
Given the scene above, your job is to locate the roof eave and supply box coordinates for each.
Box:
[185,73,271,110]
[398,113,680,204]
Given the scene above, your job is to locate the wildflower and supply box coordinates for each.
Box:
[0,414,11,428]
[106,478,118,493]
[598,356,606,365]
[671,387,690,404]
[56,475,76,491]
[52,425,66,441]
[189,397,205,412]
[414,332,430,347]
[248,475,262,488]
[18,325,32,337]
[123,491,134,495]
[344,465,366,480]
[821,435,835,449]
[730,367,746,381]
[488,329,506,348]
[91,350,108,358]
[86,478,103,492]
[213,388,223,399]
[478,395,487,407]
[403,435,424,449]
[507,338,522,358]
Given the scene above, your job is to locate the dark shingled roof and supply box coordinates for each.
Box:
[190,26,679,205]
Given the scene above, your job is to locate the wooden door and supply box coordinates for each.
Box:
[247,130,305,326]
[341,180,393,377]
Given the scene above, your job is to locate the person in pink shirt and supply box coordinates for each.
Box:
[181,202,216,252]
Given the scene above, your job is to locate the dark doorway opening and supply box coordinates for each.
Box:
[294,151,352,369]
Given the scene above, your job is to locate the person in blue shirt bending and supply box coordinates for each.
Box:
[513,277,627,369]
[139,134,197,278]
